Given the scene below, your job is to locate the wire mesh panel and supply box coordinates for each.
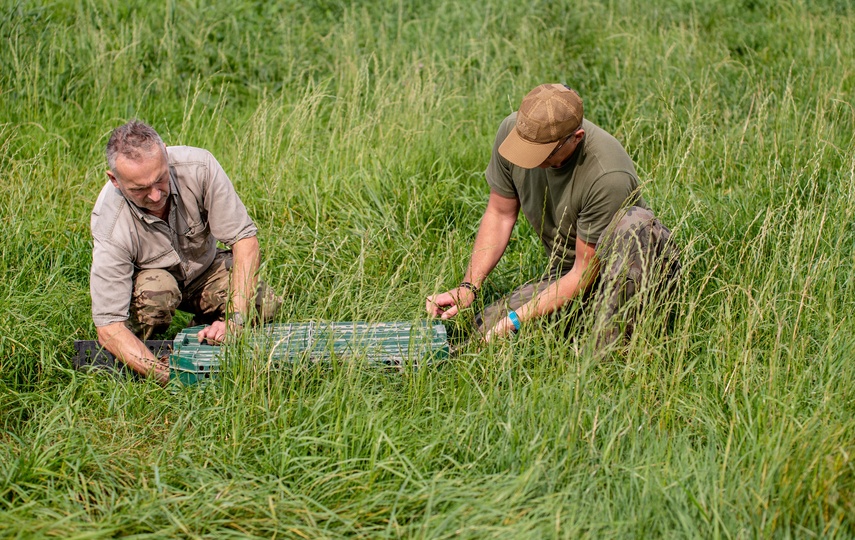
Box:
[169,321,449,384]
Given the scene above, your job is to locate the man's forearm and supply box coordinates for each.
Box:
[516,241,600,323]
[425,191,519,320]
[518,268,591,321]
[96,322,162,378]
[230,236,260,317]
[464,228,508,288]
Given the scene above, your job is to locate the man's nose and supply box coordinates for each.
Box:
[148,187,162,202]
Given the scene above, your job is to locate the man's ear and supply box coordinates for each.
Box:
[574,129,586,143]
[106,169,120,189]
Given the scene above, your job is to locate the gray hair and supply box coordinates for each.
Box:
[105,120,166,172]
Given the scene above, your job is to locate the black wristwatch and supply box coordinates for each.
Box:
[229,312,246,327]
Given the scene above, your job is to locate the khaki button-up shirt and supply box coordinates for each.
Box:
[90,146,257,327]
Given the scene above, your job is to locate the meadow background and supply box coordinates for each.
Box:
[2,0,855,537]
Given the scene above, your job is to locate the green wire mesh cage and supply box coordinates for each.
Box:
[169,321,449,385]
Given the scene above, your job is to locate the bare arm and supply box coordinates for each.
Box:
[426,190,520,319]
[229,235,260,316]
[96,322,169,383]
[197,235,260,343]
[485,234,600,341]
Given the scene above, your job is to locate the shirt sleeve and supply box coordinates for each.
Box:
[200,150,257,246]
[90,237,135,327]
[576,171,639,244]
[484,115,519,198]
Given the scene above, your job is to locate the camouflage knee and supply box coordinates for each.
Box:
[127,269,181,339]
[183,251,281,324]
[594,206,680,345]
[255,280,282,323]
[194,258,230,322]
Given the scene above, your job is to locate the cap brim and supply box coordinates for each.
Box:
[498,128,559,169]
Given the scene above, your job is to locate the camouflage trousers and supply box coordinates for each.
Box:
[125,250,282,340]
[476,206,680,346]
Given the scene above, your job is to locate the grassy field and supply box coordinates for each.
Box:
[2,0,855,537]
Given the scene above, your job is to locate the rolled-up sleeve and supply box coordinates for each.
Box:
[200,151,257,246]
[90,236,135,327]
[485,115,519,199]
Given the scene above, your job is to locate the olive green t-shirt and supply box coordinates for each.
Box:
[485,114,647,271]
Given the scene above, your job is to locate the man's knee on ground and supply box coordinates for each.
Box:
[130,269,182,328]
[593,206,680,345]
[596,206,677,288]
[255,281,282,322]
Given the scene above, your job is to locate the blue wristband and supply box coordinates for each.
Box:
[507,311,521,332]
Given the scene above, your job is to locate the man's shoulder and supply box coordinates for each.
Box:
[166,145,215,166]
[91,182,127,238]
[167,146,224,197]
[485,112,523,197]
[582,120,629,156]
[579,119,635,177]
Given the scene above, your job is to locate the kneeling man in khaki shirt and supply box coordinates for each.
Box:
[90,120,280,383]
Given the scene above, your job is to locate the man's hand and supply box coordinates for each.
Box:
[426,286,476,320]
[426,191,519,321]
[96,322,170,385]
[154,354,170,385]
[197,320,241,344]
[483,314,517,343]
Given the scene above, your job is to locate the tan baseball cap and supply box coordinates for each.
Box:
[498,84,584,169]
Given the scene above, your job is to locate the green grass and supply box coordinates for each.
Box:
[2,0,855,536]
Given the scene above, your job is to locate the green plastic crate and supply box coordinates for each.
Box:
[169,321,449,384]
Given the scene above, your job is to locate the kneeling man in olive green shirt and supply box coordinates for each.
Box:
[426,84,679,345]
